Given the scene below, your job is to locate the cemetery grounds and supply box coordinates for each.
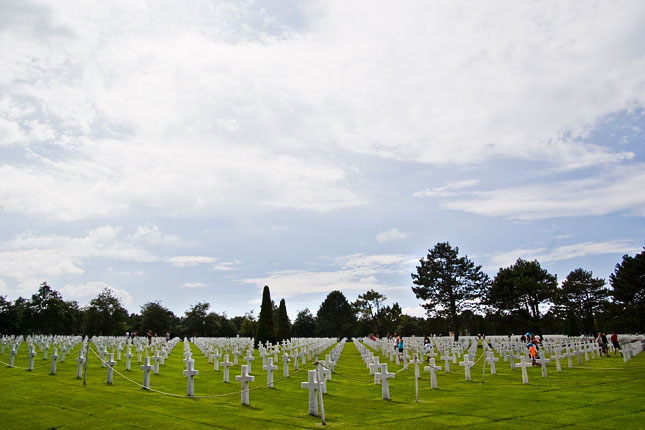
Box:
[1,336,644,429]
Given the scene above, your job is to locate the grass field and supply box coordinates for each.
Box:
[1,339,644,429]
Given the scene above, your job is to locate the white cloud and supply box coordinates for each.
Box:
[0,226,156,294]
[1,1,643,221]
[444,165,645,220]
[488,240,640,269]
[402,305,427,318]
[127,224,184,247]
[166,256,217,267]
[213,262,238,272]
[60,281,133,306]
[242,253,413,299]
[376,227,412,243]
[180,282,208,289]
[413,180,479,198]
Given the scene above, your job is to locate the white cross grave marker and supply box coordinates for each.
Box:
[183,359,199,397]
[282,352,290,377]
[141,357,153,389]
[153,351,161,375]
[538,353,551,378]
[213,349,220,371]
[459,354,475,381]
[106,353,117,384]
[374,363,395,400]
[28,345,37,371]
[9,345,17,367]
[50,348,58,375]
[424,358,442,389]
[221,353,233,383]
[235,365,255,406]
[263,357,278,388]
[440,351,451,373]
[553,348,564,372]
[485,351,499,375]
[245,350,255,374]
[301,370,319,416]
[76,349,85,379]
[515,356,531,385]
[125,347,133,371]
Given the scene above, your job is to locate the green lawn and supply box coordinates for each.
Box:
[1,340,644,429]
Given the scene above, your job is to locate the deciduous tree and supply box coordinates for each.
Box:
[83,288,129,336]
[317,290,356,338]
[291,309,317,337]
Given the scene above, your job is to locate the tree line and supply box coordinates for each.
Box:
[410,242,645,340]
[0,244,643,340]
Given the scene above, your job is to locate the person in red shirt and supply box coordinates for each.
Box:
[610,333,620,356]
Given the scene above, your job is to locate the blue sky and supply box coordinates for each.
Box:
[0,0,644,320]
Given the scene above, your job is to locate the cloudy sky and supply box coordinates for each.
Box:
[1,0,644,321]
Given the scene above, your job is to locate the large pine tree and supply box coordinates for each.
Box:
[412,242,490,341]
[255,285,276,346]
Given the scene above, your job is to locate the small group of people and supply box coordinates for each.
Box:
[523,332,542,366]
[522,331,621,363]
[393,333,404,355]
[597,332,620,356]
[124,329,171,344]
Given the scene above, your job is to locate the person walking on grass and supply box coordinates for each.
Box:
[601,333,609,357]
[611,333,620,356]
[597,333,606,357]
[528,341,539,366]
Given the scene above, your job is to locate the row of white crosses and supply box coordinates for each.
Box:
[481,334,645,385]
[92,335,181,368]
[139,336,341,405]
[1,335,85,374]
[354,339,396,399]
[300,339,347,416]
[361,336,476,391]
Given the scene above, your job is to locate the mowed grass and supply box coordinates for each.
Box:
[1,340,644,429]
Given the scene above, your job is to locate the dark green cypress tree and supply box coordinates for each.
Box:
[276,298,291,342]
[255,285,276,346]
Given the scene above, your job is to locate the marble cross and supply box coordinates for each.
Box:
[235,365,255,406]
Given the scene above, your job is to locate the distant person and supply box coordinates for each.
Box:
[596,333,606,357]
[396,334,404,356]
[601,333,609,356]
[165,331,170,341]
[611,333,620,356]
[423,335,431,360]
[528,342,539,366]
[146,329,153,345]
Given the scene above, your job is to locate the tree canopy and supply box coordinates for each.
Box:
[610,248,645,332]
[557,268,609,335]
[412,242,489,340]
[291,308,317,337]
[487,259,557,322]
[317,290,356,338]
[84,288,129,336]
[1,245,643,338]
